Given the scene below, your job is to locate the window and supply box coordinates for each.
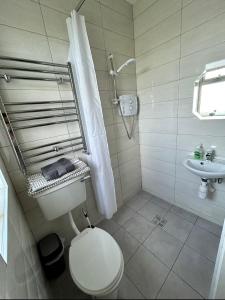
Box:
[0,169,8,263]
[193,59,225,120]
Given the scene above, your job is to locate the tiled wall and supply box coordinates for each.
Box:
[134,0,225,225]
[0,0,141,243]
[0,155,50,299]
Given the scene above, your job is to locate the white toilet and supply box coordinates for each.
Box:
[33,173,124,298]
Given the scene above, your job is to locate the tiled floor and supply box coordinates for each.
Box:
[49,191,222,299]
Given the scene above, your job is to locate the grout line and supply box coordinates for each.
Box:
[133,0,158,20]
[134,8,181,41]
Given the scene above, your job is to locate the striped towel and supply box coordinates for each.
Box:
[27,159,90,196]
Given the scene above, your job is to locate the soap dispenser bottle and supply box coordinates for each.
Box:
[194,144,204,160]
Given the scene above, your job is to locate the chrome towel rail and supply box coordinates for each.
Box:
[10,113,77,122]
[21,136,82,152]
[7,106,76,114]
[4,100,74,105]
[0,66,69,76]
[25,147,84,166]
[0,56,87,174]
[0,74,70,83]
[13,118,79,130]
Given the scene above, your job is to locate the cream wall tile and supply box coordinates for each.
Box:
[181,11,225,56]
[104,29,134,57]
[139,101,178,119]
[140,145,176,164]
[137,60,179,90]
[100,0,133,19]
[177,134,225,156]
[0,0,45,34]
[118,146,140,165]
[40,0,76,13]
[99,91,113,108]
[182,0,225,33]
[178,98,192,118]
[135,0,225,224]
[86,22,105,49]
[135,12,181,56]
[96,71,109,91]
[140,133,177,149]
[182,0,193,7]
[133,0,157,19]
[41,6,69,41]
[48,37,69,64]
[0,146,20,172]
[179,76,195,99]
[0,25,51,60]
[180,42,225,79]
[134,0,181,38]
[142,167,175,203]
[0,156,49,298]
[79,0,102,26]
[178,117,225,137]
[138,81,179,104]
[115,74,137,91]
[91,48,107,71]
[139,117,177,134]
[102,5,133,38]
[136,37,180,75]
[141,155,176,176]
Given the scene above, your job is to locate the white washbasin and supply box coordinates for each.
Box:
[183,159,225,179]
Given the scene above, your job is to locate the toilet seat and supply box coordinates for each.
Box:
[69,227,124,296]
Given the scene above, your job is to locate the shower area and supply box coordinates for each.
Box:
[0,0,141,243]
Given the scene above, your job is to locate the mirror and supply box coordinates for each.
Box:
[193,59,225,120]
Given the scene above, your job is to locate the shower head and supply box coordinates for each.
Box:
[116,58,136,73]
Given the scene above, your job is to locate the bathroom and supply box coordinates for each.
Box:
[1,0,225,298]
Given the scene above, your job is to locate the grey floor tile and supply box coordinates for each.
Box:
[163,212,193,242]
[150,195,172,210]
[186,225,220,262]
[112,205,135,226]
[138,201,168,223]
[98,219,120,235]
[173,246,214,298]
[157,271,203,299]
[113,227,140,263]
[123,213,156,243]
[144,227,183,268]
[170,206,198,224]
[118,274,144,299]
[196,217,222,237]
[126,246,170,299]
[126,194,149,211]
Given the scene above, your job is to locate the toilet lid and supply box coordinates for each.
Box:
[69,227,123,294]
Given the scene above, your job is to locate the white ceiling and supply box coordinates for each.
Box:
[126,0,136,5]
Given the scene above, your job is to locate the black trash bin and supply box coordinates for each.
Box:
[37,233,65,279]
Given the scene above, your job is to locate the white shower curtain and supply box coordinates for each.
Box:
[66,10,117,219]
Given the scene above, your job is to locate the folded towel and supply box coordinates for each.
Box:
[41,158,75,181]
[27,159,90,195]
